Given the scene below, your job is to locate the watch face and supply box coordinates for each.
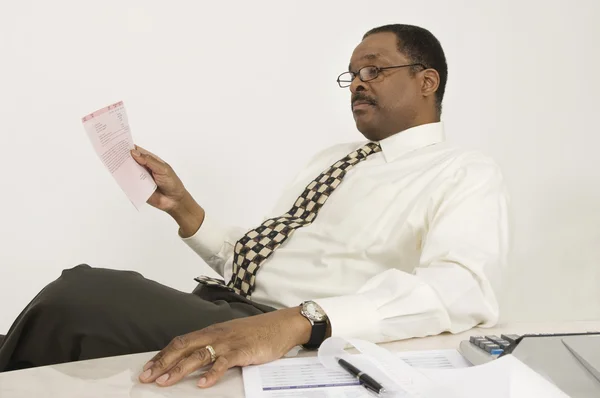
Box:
[303,301,327,322]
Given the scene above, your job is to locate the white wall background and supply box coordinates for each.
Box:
[1,0,599,333]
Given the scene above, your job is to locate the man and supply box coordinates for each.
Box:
[0,24,509,389]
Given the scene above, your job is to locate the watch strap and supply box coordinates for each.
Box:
[302,320,328,350]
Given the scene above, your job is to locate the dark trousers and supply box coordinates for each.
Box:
[0,264,275,372]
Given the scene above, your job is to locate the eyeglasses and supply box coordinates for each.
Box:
[336,63,426,88]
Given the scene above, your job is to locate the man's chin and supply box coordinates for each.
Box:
[356,128,382,142]
[355,117,381,141]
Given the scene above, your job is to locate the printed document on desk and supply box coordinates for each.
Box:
[243,337,570,398]
[243,349,469,398]
[82,101,156,209]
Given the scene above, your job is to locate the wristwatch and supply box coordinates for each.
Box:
[299,300,329,349]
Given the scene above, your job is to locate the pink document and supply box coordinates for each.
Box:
[82,101,157,209]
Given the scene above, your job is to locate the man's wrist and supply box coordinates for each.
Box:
[287,307,313,347]
[295,302,331,348]
[168,193,205,238]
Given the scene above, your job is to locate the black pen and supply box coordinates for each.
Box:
[337,357,386,395]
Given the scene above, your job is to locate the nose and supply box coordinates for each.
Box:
[350,75,367,94]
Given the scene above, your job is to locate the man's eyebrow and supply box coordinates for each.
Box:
[349,53,382,71]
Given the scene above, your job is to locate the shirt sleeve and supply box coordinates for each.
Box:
[312,156,510,343]
[180,212,246,277]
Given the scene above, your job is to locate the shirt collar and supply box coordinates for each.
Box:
[377,121,446,163]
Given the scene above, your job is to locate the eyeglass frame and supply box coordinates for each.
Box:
[336,63,427,88]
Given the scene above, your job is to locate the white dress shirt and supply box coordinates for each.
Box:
[183,122,510,343]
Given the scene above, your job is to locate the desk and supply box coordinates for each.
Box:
[1,321,599,397]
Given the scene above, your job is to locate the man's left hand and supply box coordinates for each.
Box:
[138,307,312,388]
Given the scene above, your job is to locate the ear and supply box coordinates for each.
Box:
[421,68,440,98]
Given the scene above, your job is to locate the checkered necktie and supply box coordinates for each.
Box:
[195,142,381,297]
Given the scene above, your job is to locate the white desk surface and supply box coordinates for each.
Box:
[1,321,599,397]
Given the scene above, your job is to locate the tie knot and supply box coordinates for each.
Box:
[356,142,382,158]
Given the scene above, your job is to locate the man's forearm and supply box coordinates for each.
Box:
[168,192,206,238]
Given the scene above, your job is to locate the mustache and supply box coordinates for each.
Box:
[352,93,377,106]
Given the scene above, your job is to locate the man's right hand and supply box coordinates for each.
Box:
[131,146,205,237]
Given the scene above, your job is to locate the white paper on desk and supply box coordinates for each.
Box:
[318,337,454,398]
[396,348,471,369]
[244,337,571,398]
[319,337,569,398]
[421,355,570,398]
[82,101,156,209]
[242,346,466,398]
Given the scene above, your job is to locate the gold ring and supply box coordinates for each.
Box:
[205,345,217,363]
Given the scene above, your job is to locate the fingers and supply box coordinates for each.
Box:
[154,346,216,387]
[139,334,196,383]
[131,147,170,175]
[198,355,232,388]
[133,145,166,162]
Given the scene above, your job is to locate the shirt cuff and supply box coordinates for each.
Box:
[313,294,380,340]
[180,212,229,263]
